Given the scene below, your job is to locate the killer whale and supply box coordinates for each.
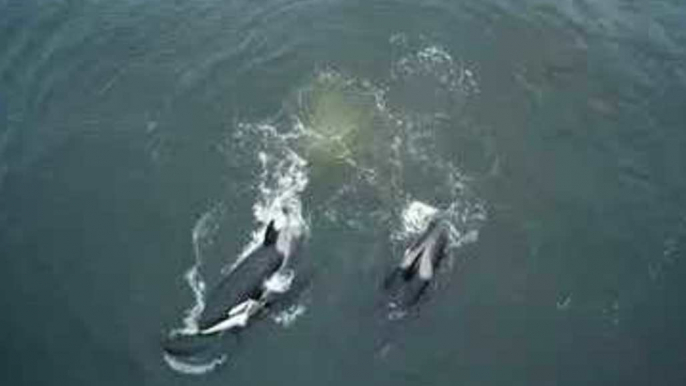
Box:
[383,216,449,307]
[163,219,304,358]
[196,221,284,333]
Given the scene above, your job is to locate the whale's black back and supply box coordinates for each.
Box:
[198,246,284,330]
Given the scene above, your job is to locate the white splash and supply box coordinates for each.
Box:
[264,268,296,294]
[177,266,204,336]
[394,198,486,253]
[443,199,487,250]
[162,352,226,376]
[272,304,307,327]
[391,43,479,96]
[401,200,440,236]
[230,125,310,271]
[173,205,224,336]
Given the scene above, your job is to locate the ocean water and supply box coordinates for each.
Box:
[1,0,685,385]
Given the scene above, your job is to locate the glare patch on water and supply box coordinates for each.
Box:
[290,67,391,174]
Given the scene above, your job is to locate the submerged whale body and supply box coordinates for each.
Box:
[383,217,449,308]
[163,220,303,359]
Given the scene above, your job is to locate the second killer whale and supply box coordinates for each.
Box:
[383,216,450,308]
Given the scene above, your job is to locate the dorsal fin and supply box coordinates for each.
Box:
[263,220,279,246]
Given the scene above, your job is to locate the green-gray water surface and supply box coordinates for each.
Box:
[1,0,686,385]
